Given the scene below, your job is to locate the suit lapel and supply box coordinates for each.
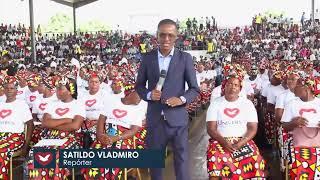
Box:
[151,50,160,78]
[167,48,179,79]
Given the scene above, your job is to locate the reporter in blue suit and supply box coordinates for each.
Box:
[136,19,200,180]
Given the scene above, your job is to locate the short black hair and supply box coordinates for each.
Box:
[157,19,177,31]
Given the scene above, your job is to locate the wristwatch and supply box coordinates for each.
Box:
[180,96,186,104]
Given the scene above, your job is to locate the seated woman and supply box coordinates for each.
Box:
[26,76,85,179]
[82,80,145,180]
[30,75,59,146]
[281,75,320,179]
[80,71,107,141]
[0,76,33,179]
[206,64,265,180]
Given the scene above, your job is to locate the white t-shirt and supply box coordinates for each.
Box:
[205,70,217,80]
[243,81,254,96]
[16,86,28,101]
[44,100,85,131]
[80,90,108,120]
[245,76,262,91]
[275,89,297,109]
[196,71,207,86]
[0,100,32,133]
[281,98,320,127]
[0,95,6,103]
[102,97,144,129]
[267,85,286,104]
[32,95,59,120]
[25,90,41,109]
[206,96,258,137]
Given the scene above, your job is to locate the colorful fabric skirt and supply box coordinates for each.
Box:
[26,129,80,180]
[30,125,44,146]
[0,132,25,179]
[278,126,293,171]
[264,112,277,145]
[82,119,98,141]
[289,146,320,179]
[82,124,138,180]
[207,138,266,179]
[134,127,147,150]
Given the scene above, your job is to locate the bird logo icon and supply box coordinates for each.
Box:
[35,152,54,167]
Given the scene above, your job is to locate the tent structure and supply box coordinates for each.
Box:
[51,0,98,33]
[28,0,98,62]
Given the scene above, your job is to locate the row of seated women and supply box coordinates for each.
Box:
[205,62,320,179]
[0,72,147,180]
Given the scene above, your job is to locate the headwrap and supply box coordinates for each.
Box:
[272,70,284,80]
[300,75,320,96]
[56,76,77,96]
[221,63,245,95]
[43,75,58,90]
[3,76,19,88]
[86,71,104,82]
[27,73,42,87]
[285,65,300,78]
[124,77,136,96]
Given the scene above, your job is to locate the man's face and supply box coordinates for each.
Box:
[157,24,177,52]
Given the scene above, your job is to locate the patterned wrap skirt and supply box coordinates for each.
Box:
[0,132,25,179]
[264,111,277,145]
[82,123,143,180]
[288,144,320,179]
[30,124,44,147]
[82,119,98,141]
[26,129,81,180]
[207,137,266,179]
[278,126,292,171]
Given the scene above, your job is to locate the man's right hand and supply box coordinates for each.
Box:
[151,89,162,101]
[292,117,308,128]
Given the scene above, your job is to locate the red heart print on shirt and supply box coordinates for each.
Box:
[17,91,23,95]
[224,108,240,118]
[55,108,69,116]
[251,83,257,89]
[34,152,53,166]
[39,103,47,111]
[113,109,127,119]
[299,108,317,116]
[0,109,12,119]
[30,95,36,102]
[85,99,97,107]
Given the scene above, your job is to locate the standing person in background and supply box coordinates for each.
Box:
[136,19,199,180]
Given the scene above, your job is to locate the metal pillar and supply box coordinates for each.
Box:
[29,0,36,63]
[73,5,76,34]
[312,0,315,28]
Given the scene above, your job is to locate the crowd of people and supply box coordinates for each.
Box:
[0,12,319,180]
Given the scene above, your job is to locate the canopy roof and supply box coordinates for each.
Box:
[51,0,98,8]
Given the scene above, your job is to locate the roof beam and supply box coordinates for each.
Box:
[51,0,73,7]
[74,0,98,8]
[50,0,98,9]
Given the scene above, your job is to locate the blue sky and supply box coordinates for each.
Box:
[0,0,318,33]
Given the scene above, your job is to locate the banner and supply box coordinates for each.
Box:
[34,148,165,168]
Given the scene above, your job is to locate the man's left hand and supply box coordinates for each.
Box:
[166,97,183,107]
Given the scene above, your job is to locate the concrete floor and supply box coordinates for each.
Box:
[13,107,283,180]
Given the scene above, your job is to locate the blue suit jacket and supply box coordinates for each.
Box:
[136,48,200,127]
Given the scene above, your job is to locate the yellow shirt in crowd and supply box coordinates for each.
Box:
[256,16,262,24]
[140,43,146,53]
[207,42,214,53]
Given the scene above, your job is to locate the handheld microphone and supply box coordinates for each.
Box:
[156,70,167,91]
